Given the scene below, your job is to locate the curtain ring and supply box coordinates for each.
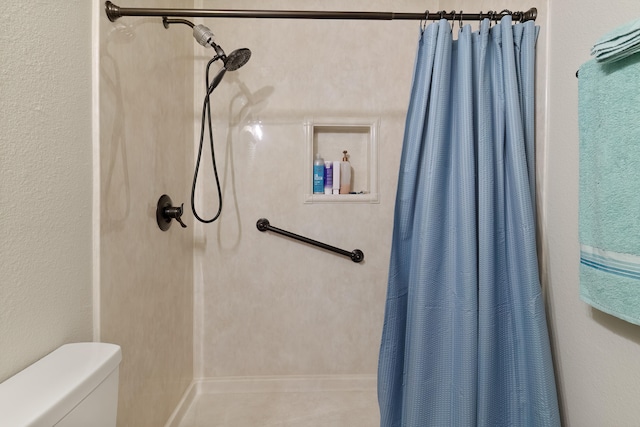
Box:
[420,9,429,31]
[498,9,511,23]
[449,10,456,31]
[439,10,445,20]
[458,10,463,29]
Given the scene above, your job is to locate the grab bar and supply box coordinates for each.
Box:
[256,218,364,263]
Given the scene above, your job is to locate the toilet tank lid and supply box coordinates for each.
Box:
[0,342,122,427]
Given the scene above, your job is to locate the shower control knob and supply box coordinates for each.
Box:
[164,204,187,228]
[156,195,187,231]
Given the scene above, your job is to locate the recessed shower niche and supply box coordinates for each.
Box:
[304,118,380,203]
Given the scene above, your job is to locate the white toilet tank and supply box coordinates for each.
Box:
[0,342,122,427]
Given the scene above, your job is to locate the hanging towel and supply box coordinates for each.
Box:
[591,18,640,63]
[579,53,640,325]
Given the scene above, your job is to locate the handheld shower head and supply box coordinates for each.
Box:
[208,68,227,94]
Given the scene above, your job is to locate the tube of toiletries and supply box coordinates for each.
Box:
[340,150,351,194]
[324,161,333,195]
[313,153,324,194]
[332,161,341,195]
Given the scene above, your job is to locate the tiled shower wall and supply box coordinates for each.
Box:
[193,0,426,379]
[99,1,194,425]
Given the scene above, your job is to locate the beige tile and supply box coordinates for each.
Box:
[99,1,195,425]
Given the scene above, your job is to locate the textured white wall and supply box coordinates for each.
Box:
[0,2,93,381]
[546,0,640,425]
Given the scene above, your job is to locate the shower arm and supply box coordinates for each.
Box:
[162,17,194,29]
[106,2,537,23]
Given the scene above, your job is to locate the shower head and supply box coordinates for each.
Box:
[206,49,250,94]
[223,48,251,71]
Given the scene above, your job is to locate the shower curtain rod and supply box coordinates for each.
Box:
[105,2,537,23]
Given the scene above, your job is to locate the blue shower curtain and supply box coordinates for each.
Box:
[378,17,560,427]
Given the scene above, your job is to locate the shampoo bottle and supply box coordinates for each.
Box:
[332,161,341,195]
[313,153,325,194]
[340,150,351,194]
[324,161,333,195]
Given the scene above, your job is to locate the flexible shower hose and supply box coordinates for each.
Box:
[191,57,224,223]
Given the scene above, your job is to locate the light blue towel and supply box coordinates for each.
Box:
[579,54,640,325]
[591,18,640,63]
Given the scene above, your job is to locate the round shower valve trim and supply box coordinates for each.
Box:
[156,194,187,231]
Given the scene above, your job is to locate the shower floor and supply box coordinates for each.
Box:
[175,376,379,427]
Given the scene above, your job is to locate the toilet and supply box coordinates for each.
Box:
[0,342,122,427]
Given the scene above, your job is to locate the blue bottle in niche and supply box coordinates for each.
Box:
[313,153,324,194]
